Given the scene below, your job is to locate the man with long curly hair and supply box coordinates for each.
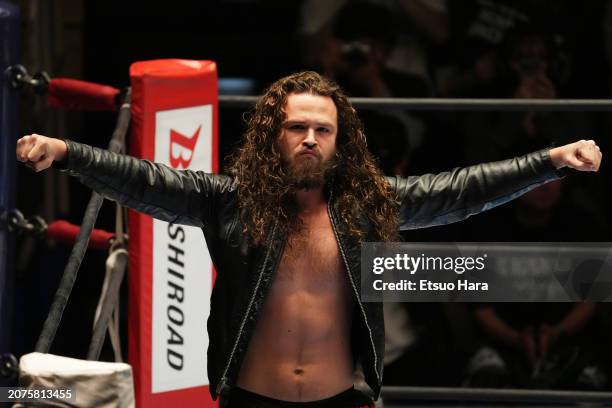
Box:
[17,71,601,408]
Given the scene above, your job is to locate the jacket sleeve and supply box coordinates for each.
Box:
[56,140,234,227]
[388,148,565,230]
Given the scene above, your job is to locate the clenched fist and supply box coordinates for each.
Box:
[16,134,68,172]
[550,140,602,172]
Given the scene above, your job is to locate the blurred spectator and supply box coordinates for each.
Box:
[466,301,608,390]
[439,0,608,98]
[299,0,449,90]
[326,2,431,172]
[453,25,609,238]
[458,26,591,164]
[388,0,449,83]
[411,25,582,192]
[328,2,429,97]
[441,0,545,97]
[453,25,608,230]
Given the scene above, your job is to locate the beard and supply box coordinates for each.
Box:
[283,153,337,190]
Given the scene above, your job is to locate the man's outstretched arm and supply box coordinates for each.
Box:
[391,140,602,230]
[16,134,233,227]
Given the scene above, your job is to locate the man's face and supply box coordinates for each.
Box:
[277,92,338,189]
[511,36,550,78]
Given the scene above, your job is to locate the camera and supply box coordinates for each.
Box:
[340,40,372,69]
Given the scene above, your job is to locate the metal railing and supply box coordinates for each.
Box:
[382,385,612,405]
[219,95,612,111]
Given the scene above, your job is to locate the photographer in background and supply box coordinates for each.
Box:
[330,2,429,98]
[328,2,430,180]
[459,26,590,164]
[299,0,448,90]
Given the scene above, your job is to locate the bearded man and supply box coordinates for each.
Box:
[16,71,602,408]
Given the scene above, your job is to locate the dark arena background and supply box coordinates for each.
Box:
[2,0,612,407]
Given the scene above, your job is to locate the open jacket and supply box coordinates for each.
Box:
[58,140,563,400]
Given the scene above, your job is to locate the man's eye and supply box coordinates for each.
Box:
[317,127,330,133]
[289,125,306,130]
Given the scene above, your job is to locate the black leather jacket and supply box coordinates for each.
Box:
[59,140,563,400]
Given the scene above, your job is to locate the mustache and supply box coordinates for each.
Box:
[297,148,321,158]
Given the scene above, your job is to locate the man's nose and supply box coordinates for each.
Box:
[303,128,317,147]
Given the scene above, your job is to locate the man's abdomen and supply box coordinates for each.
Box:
[236,280,354,401]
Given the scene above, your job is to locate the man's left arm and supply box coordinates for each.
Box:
[391,140,602,230]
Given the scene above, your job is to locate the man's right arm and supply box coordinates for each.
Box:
[16,134,232,227]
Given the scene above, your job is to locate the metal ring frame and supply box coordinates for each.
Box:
[382,385,612,405]
[219,95,612,111]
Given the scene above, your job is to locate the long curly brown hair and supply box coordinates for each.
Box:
[226,71,399,245]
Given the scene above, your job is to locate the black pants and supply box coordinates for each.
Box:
[223,386,374,408]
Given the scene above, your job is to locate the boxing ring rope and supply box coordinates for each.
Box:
[34,89,131,353]
[0,63,136,404]
[47,78,121,111]
[18,70,612,113]
[8,210,115,251]
[9,65,121,111]
[46,220,115,251]
[219,95,612,111]
[9,208,120,357]
[381,386,612,405]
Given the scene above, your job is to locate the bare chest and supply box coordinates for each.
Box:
[275,210,347,293]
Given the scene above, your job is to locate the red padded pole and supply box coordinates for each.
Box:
[48,78,119,111]
[46,220,114,250]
